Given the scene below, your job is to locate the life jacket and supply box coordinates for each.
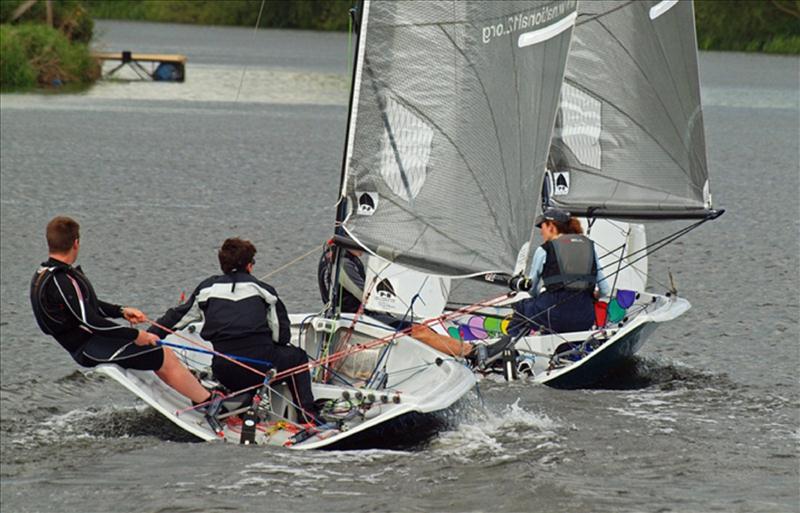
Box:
[541,235,597,292]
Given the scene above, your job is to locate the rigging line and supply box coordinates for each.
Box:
[318,272,382,382]
[258,244,319,281]
[156,340,272,367]
[608,240,627,295]
[597,220,708,291]
[365,275,445,382]
[146,318,269,378]
[598,222,696,269]
[234,0,266,102]
[272,292,512,381]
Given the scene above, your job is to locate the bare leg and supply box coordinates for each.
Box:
[410,324,473,357]
[155,348,210,403]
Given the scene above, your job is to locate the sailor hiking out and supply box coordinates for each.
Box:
[30,216,216,408]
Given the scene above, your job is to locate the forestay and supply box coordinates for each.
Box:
[340,0,578,277]
[547,0,714,219]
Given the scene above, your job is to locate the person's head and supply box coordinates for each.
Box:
[534,207,583,240]
[46,216,80,259]
[218,237,257,274]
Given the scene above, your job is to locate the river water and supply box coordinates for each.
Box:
[1,21,798,513]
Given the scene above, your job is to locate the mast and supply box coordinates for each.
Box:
[326,0,369,318]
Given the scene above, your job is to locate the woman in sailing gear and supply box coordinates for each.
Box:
[148,237,316,419]
[508,208,610,335]
[30,216,213,405]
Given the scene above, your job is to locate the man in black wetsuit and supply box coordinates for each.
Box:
[148,237,317,422]
[30,216,214,407]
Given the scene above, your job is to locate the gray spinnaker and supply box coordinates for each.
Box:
[547,0,714,219]
[340,0,578,277]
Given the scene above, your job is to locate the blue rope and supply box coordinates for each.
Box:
[156,340,273,368]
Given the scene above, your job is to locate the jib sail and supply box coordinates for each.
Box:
[546,0,714,220]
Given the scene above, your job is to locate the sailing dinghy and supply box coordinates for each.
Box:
[97,0,579,448]
[447,0,724,387]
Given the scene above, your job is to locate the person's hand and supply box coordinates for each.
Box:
[122,307,147,324]
[134,330,159,347]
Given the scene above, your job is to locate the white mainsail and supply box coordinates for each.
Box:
[339,0,579,277]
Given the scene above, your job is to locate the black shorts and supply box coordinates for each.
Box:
[74,335,164,371]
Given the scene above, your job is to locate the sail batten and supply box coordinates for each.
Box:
[548,0,714,219]
[341,0,577,277]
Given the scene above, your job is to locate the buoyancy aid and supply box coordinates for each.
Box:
[541,235,598,292]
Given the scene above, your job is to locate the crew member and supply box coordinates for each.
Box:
[148,237,317,421]
[30,216,214,408]
[509,207,610,335]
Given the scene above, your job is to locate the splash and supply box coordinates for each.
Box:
[431,398,563,464]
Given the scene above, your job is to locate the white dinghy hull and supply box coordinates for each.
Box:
[470,292,690,388]
[96,314,475,450]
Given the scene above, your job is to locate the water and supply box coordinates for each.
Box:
[2,20,798,513]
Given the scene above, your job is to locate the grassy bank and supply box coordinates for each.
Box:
[88,0,351,31]
[695,0,800,54]
[1,24,99,91]
[85,0,800,55]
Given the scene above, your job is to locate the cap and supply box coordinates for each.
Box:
[534,207,570,227]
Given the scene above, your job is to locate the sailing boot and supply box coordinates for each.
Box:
[195,390,226,437]
[471,336,518,370]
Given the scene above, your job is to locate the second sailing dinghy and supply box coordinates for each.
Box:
[447,0,724,387]
[97,0,579,449]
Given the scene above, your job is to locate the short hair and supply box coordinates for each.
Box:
[218,237,256,274]
[46,216,80,253]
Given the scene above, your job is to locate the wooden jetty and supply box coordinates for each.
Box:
[92,51,186,82]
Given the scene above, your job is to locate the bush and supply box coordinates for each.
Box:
[0,25,36,89]
[0,0,94,43]
[0,23,99,91]
[87,0,350,31]
[695,0,800,54]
